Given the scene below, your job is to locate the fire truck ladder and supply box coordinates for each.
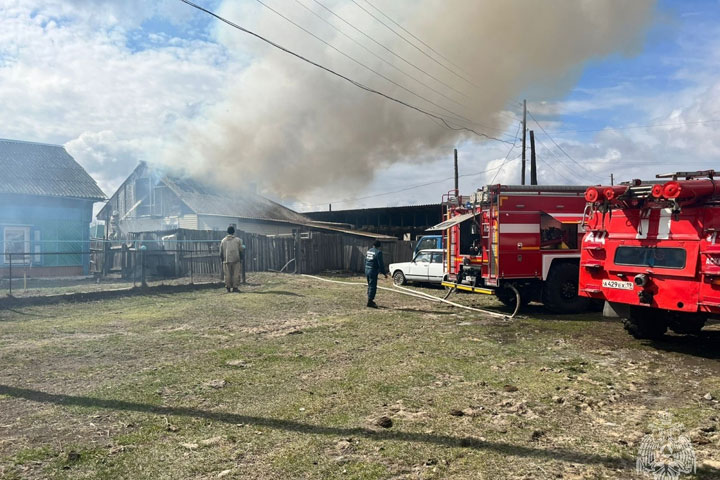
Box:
[486,193,500,286]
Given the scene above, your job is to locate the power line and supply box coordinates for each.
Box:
[176,0,513,144]
[535,156,578,184]
[533,141,585,184]
[309,0,512,135]
[363,0,477,84]
[548,118,720,134]
[490,121,522,184]
[291,0,468,113]
[252,0,476,126]
[348,0,481,90]
[527,109,600,179]
[310,0,470,102]
[529,127,589,182]
[306,163,509,207]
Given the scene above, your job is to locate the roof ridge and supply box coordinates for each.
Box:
[0,137,64,148]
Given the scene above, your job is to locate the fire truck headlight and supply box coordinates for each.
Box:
[634,274,649,287]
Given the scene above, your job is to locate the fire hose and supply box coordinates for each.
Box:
[301,274,517,319]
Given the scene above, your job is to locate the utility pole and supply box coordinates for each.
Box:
[453,148,459,193]
[529,130,537,185]
[521,99,527,185]
[610,173,614,186]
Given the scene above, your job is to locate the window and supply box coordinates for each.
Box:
[417,237,438,251]
[414,252,432,263]
[3,226,30,264]
[614,246,686,269]
[431,252,444,263]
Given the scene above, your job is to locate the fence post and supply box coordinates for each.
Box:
[190,248,194,284]
[141,247,147,288]
[8,253,12,296]
[293,229,300,274]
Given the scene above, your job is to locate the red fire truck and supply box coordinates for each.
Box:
[429,184,592,313]
[578,170,720,338]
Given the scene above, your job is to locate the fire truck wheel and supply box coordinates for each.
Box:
[496,286,530,308]
[667,312,706,335]
[542,262,589,314]
[622,307,667,339]
[392,270,406,286]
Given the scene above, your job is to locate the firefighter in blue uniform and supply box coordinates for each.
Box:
[365,240,388,308]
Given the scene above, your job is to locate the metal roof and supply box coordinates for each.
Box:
[161,176,311,224]
[0,138,106,201]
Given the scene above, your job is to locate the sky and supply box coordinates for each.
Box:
[1,0,719,214]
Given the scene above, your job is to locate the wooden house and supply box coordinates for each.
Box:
[0,138,106,276]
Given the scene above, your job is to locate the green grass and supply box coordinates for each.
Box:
[1,273,719,479]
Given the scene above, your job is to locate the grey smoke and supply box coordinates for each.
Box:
[167,0,657,199]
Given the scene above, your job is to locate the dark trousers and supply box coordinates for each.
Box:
[366,271,378,301]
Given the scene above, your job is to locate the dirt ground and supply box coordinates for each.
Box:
[0,272,718,479]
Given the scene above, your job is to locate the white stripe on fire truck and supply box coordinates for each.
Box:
[657,208,673,240]
[636,210,651,240]
[499,224,541,234]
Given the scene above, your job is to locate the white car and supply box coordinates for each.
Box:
[389,249,446,286]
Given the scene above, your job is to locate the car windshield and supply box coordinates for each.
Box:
[417,238,437,250]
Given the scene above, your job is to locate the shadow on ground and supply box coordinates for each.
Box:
[647,330,720,360]
[0,384,633,469]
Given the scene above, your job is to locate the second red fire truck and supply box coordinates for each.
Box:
[429,184,593,313]
[578,170,720,338]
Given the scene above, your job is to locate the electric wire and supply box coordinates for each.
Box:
[534,147,579,184]
[177,0,513,144]
[363,0,478,84]
[527,110,591,175]
[310,0,470,102]
[531,131,590,183]
[252,0,476,126]
[348,0,481,90]
[548,118,720,134]
[305,163,509,208]
[291,0,468,113]
[490,121,522,184]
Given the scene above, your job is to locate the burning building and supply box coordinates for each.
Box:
[98,162,317,238]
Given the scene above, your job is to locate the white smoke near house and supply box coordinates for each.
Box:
[162,0,658,198]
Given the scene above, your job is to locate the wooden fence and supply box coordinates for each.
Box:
[93,229,414,279]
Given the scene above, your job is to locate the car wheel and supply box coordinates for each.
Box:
[541,262,590,314]
[393,270,406,286]
[623,307,667,339]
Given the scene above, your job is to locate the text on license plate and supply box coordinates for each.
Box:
[602,279,634,290]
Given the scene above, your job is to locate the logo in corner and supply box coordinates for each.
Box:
[636,412,696,480]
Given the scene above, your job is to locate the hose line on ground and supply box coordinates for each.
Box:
[300,274,514,319]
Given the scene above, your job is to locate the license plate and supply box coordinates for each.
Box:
[602,279,634,290]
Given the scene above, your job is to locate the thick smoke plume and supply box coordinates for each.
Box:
[167,0,656,199]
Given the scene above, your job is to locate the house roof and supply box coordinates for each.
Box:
[161,176,311,224]
[0,138,106,201]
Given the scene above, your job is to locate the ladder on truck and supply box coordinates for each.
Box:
[485,190,500,286]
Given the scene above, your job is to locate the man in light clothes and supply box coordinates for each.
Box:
[220,225,245,292]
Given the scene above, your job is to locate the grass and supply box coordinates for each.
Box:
[1,273,719,479]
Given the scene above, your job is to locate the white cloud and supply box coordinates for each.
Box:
[0,1,233,195]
